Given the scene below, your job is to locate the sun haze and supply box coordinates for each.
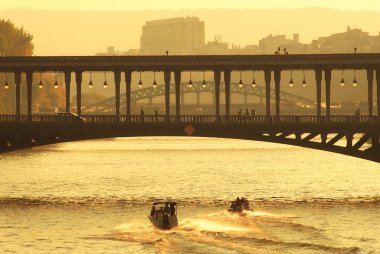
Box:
[1,0,379,11]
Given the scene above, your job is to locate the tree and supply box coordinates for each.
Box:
[0,19,33,56]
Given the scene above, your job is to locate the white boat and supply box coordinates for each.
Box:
[148,202,178,230]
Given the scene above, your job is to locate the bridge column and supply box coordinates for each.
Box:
[174,70,181,120]
[114,70,121,116]
[75,71,82,116]
[315,69,322,116]
[64,71,71,112]
[124,70,132,118]
[214,70,221,120]
[224,70,231,116]
[14,71,21,117]
[264,70,271,117]
[274,70,281,117]
[164,70,171,122]
[26,71,33,120]
[325,69,332,118]
[367,68,374,116]
[376,68,380,116]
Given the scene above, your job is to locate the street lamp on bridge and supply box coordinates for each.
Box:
[251,70,256,88]
[103,71,108,89]
[340,69,345,87]
[138,71,143,88]
[54,72,59,89]
[289,70,294,87]
[188,71,193,88]
[88,72,93,88]
[38,72,43,89]
[302,70,307,87]
[152,71,157,89]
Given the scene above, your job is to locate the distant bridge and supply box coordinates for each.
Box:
[82,82,314,113]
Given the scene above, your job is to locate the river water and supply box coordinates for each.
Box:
[0,137,379,254]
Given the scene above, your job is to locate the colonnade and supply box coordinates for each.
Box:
[5,67,380,120]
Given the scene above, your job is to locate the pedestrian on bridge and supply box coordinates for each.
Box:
[140,108,145,123]
[154,110,159,122]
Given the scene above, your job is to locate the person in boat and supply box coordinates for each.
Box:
[235,197,241,206]
[170,203,176,216]
[150,206,156,217]
[164,203,170,215]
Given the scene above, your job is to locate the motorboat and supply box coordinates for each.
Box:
[228,198,253,213]
[148,202,178,230]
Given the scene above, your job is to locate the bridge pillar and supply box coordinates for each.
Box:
[114,70,121,116]
[324,69,332,118]
[64,71,71,112]
[174,70,181,120]
[26,71,33,120]
[214,70,221,119]
[315,69,322,116]
[264,70,271,117]
[224,70,231,116]
[274,70,281,117]
[164,70,171,121]
[124,70,132,118]
[376,68,380,116]
[14,71,21,117]
[367,68,374,116]
[75,71,82,116]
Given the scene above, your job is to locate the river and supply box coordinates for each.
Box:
[0,137,379,253]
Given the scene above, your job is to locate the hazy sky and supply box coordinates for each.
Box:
[1,0,379,11]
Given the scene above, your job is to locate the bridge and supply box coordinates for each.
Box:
[1,54,380,161]
[82,82,314,113]
[0,114,380,162]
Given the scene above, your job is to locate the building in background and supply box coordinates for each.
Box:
[140,17,205,55]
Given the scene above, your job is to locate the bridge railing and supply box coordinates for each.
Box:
[0,114,379,124]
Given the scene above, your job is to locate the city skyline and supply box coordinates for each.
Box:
[2,8,380,55]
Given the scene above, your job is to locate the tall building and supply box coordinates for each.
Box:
[140,17,205,55]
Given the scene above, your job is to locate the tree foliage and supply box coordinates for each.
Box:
[0,19,34,56]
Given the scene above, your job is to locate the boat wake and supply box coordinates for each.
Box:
[107,210,360,254]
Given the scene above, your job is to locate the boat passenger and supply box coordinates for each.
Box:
[150,206,156,217]
[235,197,241,206]
[170,203,176,216]
[164,203,170,215]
